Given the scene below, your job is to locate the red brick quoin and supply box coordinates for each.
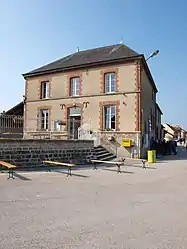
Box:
[134,61,141,131]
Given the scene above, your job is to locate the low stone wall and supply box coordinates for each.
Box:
[0,139,94,168]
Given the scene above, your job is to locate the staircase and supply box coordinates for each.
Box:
[94,145,116,161]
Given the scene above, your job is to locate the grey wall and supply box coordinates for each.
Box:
[0,139,94,168]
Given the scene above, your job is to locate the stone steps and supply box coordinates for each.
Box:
[94,145,116,161]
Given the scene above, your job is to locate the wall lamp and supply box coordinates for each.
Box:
[60,102,90,110]
[83,101,89,108]
[146,50,159,61]
[60,104,66,110]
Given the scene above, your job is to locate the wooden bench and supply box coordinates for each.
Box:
[43,160,76,176]
[90,159,125,173]
[0,161,17,179]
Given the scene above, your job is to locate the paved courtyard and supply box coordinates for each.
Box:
[0,148,187,248]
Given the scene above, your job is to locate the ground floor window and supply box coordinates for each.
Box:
[103,105,116,130]
[39,109,49,130]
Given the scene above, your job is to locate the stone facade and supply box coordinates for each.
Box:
[23,45,161,159]
[0,139,94,168]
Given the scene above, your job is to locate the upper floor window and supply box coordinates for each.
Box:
[104,73,116,93]
[39,109,49,130]
[40,81,49,99]
[104,105,116,130]
[70,77,80,96]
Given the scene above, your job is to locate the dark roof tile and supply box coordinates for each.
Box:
[23,44,139,77]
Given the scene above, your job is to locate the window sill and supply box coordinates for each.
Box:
[69,95,80,98]
[36,129,49,132]
[104,92,116,94]
[102,130,116,132]
[40,97,51,100]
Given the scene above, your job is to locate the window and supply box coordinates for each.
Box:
[40,81,49,99]
[39,110,49,130]
[70,77,80,96]
[104,106,116,130]
[104,73,116,93]
[54,120,63,131]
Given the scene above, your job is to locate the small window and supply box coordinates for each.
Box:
[40,81,49,99]
[70,77,80,96]
[103,105,116,130]
[39,109,49,130]
[104,73,116,93]
[54,120,63,131]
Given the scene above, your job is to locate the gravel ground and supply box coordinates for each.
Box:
[0,148,187,249]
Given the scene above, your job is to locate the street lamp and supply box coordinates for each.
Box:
[146,50,159,61]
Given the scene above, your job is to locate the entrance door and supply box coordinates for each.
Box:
[67,107,81,139]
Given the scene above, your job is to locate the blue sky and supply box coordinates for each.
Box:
[1,0,187,128]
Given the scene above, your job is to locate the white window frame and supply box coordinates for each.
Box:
[41,81,49,99]
[54,120,63,131]
[104,73,116,93]
[70,77,80,96]
[103,105,116,130]
[40,109,49,130]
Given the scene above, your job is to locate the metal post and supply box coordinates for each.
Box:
[67,166,72,176]
[117,164,121,173]
[142,160,146,169]
[7,169,14,180]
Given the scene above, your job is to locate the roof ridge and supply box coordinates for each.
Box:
[75,44,121,54]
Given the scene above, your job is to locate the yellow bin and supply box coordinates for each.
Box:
[147,150,156,163]
[153,150,156,163]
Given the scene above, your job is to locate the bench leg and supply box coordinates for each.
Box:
[93,162,97,170]
[117,164,121,173]
[67,166,72,177]
[47,165,51,172]
[7,169,14,180]
[142,160,146,169]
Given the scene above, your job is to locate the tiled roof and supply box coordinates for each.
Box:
[5,102,23,116]
[23,43,139,77]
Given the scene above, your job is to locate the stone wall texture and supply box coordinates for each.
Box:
[0,139,95,168]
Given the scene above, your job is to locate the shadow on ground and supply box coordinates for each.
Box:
[102,168,134,174]
[54,170,89,178]
[14,173,32,181]
[125,164,157,170]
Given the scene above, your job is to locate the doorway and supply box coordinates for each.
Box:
[67,107,81,139]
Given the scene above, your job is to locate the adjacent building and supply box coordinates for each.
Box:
[23,43,162,158]
[155,103,163,140]
[163,123,187,141]
[0,102,24,138]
